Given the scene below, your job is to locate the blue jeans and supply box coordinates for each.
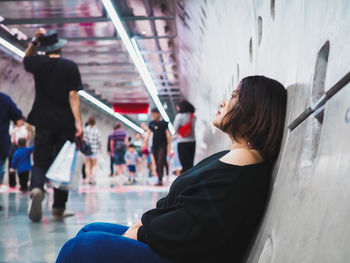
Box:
[56,223,172,263]
[0,158,5,184]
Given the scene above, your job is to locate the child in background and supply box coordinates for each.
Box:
[124,144,139,185]
[10,138,34,193]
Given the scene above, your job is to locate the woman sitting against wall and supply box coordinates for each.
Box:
[56,75,287,263]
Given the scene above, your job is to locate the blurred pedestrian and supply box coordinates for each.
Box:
[83,117,102,185]
[0,92,23,210]
[132,133,143,173]
[110,122,129,176]
[107,131,114,177]
[10,138,34,193]
[124,144,139,185]
[8,117,31,188]
[170,139,182,177]
[23,28,83,222]
[173,100,196,173]
[143,108,171,186]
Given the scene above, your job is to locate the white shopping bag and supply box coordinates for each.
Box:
[55,150,84,191]
[46,141,77,184]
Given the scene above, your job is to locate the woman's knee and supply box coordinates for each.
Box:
[56,237,77,263]
[77,222,101,235]
[57,233,101,263]
[77,222,129,236]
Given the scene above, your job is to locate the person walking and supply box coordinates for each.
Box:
[8,117,31,188]
[124,144,140,185]
[132,133,143,174]
[23,28,83,222]
[169,138,182,177]
[83,117,102,185]
[0,92,23,209]
[107,132,114,177]
[143,108,171,186]
[110,123,129,176]
[10,138,34,193]
[173,100,196,173]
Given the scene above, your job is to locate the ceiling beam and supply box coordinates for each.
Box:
[2,16,175,25]
[81,71,139,76]
[64,35,175,41]
[63,50,127,55]
[77,61,133,67]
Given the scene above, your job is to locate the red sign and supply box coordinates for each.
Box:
[113,103,149,114]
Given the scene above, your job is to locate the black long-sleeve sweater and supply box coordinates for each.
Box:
[137,150,272,263]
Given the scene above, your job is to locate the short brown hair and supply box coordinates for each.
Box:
[221,76,287,162]
[114,122,122,130]
[87,116,96,126]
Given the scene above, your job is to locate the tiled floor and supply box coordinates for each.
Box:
[0,175,172,263]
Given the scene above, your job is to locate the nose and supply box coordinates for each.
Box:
[220,101,226,108]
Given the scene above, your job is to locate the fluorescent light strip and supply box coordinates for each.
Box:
[0,37,25,58]
[79,91,144,134]
[101,0,175,135]
[0,37,144,134]
[131,38,176,134]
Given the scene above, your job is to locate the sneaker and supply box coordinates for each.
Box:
[154,181,163,186]
[52,207,75,218]
[88,180,96,185]
[28,188,44,222]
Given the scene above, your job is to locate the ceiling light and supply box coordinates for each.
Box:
[79,91,144,134]
[0,37,144,134]
[101,0,175,135]
[0,37,25,58]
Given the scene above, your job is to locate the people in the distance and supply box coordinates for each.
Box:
[124,144,140,185]
[8,117,29,188]
[56,76,287,263]
[142,108,171,186]
[0,92,23,197]
[107,129,114,177]
[10,138,34,193]
[173,100,196,173]
[110,122,129,176]
[132,133,143,174]
[23,28,83,222]
[169,138,182,177]
[83,116,102,185]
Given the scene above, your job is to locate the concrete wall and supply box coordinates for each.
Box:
[0,51,136,177]
[176,0,350,262]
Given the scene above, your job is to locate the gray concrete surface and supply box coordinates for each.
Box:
[176,0,350,262]
[0,186,167,263]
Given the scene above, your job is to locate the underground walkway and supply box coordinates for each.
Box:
[0,174,172,263]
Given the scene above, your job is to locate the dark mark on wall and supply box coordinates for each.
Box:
[345,108,350,123]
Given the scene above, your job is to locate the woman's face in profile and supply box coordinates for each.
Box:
[213,89,239,129]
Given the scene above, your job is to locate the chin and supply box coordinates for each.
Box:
[213,116,222,129]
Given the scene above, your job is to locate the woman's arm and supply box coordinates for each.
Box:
[122,221,143,240]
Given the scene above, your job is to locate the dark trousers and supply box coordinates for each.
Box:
[152,146,167,182]
[19,171,29,191]
[8,144,18,187]
[110,156,114,175]
[30,128,74,208]
[178,141,196,173]
[56,223,170,263]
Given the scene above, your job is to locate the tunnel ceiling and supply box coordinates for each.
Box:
[0,0,182,119]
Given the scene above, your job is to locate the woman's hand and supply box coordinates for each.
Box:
[122,221,142,240]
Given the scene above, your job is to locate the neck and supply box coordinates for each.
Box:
[48,54,60,58]
[230,136,251,150]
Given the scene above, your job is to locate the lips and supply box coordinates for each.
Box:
[216,110,221,116]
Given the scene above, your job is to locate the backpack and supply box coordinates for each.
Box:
[178,113,194,138]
